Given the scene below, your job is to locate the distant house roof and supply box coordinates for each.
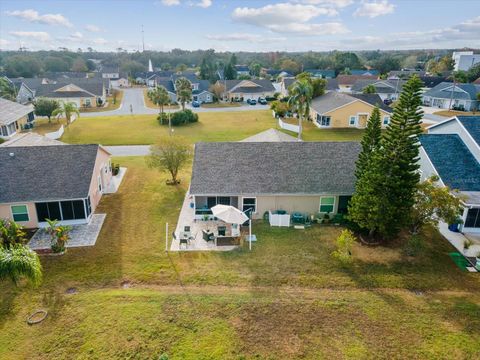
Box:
[350,69,379,76]
[304,69,335,78]
[418,76,449,88]
[0,144,104,203]
[0,133,65,147]
[234,65,250,72]
[0,98,34,126]
[419,134,480,191]
[263,69,292,77]
[16,78,105,98]
[457,116,480,147]
[423,82,480,101]
[101,65,119,74]
[336,74,377,86]
[224,79,275,93]
[240,129,299,142]
[351,79,405,94]
[43,72,88,80]
[190,141,361,195]
[311,91,391,114]
[156,78,176,93]
[283,78,339,93]
[474,77,480,84]
[388,70,426,78]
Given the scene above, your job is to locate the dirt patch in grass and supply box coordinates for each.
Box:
[433,110,478,117]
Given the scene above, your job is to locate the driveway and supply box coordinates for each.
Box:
[81,87,270,117]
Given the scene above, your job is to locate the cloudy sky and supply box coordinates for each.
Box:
[0,0,479,52]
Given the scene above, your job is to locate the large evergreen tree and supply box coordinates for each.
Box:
[355,106,382,179]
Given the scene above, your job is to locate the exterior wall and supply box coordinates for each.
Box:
[228,90,275,101]
[0,114,30,139]
[88,147,113,212]
[194,91,213,103]
[103,73,120,79]
[338,85,352,93]
[310,101,391,129]
[0,202,39,228]
[111,78,129,87]
[423,96,477,111]
[428,119,480,163]
[17,85,34,104]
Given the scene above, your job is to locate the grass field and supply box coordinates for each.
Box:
[58,110,366,145]
[143,89,180,110]
[79,90,124,113]
[433,110,478,117]
[1,157,479,359]
[201,102,242,108]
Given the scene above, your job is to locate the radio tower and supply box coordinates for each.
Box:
[141,25,145,52]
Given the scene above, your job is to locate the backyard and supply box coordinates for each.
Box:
[1,157,479,359]
[30,110,366,145]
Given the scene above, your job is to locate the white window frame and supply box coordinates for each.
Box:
[85,98,91,106]
[242,197,257,214]
[10,204,30,222]
[356,113,370,128]
[316,115,331,128]
[383,116,390,125]
[349,115,357,126]
[319,196,336,213]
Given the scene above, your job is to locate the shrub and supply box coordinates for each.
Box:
[403,234,425,257]
[46,219,71,253]
[157,110,198,126]
[331,229,355,264]
[0,219,28,249]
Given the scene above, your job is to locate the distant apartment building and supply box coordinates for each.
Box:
[452,51,480,71]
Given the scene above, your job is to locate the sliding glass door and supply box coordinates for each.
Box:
[35,198,90,222]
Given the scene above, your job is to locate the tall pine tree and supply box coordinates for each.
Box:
[355,106,382,179]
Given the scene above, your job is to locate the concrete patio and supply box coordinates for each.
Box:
[438,222,480,271]
[28,214,106,251]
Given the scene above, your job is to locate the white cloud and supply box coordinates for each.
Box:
[296,0,353,7]
[353,1,395,18]
[9,31,52,42]
[93,37,108,45]
[5,9,73,27]
[194,0,212,8]
[85,24,101,32]
[0,39,10,47]
[70,31,83,39]
[206,33,287,43]
[160,0,181,5]
[269,22,349,35]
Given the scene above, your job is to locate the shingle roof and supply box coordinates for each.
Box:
[190,141,361,195]
[350,94,393,113]
[240,129,299,142]
[0,98,34,126]
[420,134,480,191]
[304,69,335,78]
[457,116,480,147]
[21,78,105,98]
[350,69,379,76]
[311,92,391,114]
[336,74,377,86]
[0,144,100,203]
[0,133,65,147]
[423,82,480,100]
[225,79,275,93]
[155,78,176,93]
[351,79,405,93]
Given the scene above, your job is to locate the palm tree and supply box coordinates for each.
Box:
[0,245,42,286]
[288,79,313,140]
[175,77,192,110]
[148,85,170,114]
[0,78,17,101]
[52,101,80,125]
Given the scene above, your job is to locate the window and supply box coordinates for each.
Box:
[465,208,480,228]
[316,115,331,127]
[36,200,88,222]
[85,98,91,107]
[242,197,256,214]
[349,116,356,126]
[217,197,231,206]
[11,205,29,222]
[383,116,390,125]
[320,197,335,213]
[98,175,103,193]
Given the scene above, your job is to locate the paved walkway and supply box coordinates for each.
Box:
[438,222,479,271]
[105,145,150,156]
[28,214,106,250]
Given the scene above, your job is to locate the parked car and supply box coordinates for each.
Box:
[192,100,200,108]
[258,97,267,105]
[247,99,257,105]
[383,99,393,105]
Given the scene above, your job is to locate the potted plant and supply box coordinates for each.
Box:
[203,214,210,222]
[46,219,72,254]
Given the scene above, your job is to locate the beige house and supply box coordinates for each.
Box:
[0,98,34,140]
[310,92,392,129]
[0,143,113,228]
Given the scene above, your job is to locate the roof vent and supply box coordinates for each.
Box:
[9,152,14,157]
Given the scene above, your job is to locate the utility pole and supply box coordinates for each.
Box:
[141,25,145,52]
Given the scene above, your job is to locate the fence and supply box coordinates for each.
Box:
[278,118,300,134]
[269,211,291,227]
[45,125,64,140]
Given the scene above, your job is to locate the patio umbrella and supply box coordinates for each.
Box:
[211,205,249,224]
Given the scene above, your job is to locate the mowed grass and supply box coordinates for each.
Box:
[1,157,480,359]
[59,110,366,145]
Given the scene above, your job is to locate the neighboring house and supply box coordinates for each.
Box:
[151,73,214,103]
[261,69,293,79]
[240,128,298,142]
[418,76,450,90]
[336,75,378,93]
[310,92,392,129]
[473,77,480,85]
[349,69,379,76]
[110,72,130,87]
[189,141,360,220]
[0,98,34,140]
[304,69,335,79]
[388,69,426,79]
[422,82,480,111]
[351,79,406,101]
[221,79,276,101]
[234,65,250,76]
[43,72,89,80]
[0,144,113,228]
[452,51,480,71]
[0,132,64,147]
[279,77,338,97]
[101,66,120,79]
[418,116,480,233]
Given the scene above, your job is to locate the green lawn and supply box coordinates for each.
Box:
[56,110,366,145]
[1,157,479,359]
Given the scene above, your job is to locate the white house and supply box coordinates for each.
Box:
[452,51,480,71]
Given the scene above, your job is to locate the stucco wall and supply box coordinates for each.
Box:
[0,202,38,228]
[311,100,391,128]
[88,147,112,212]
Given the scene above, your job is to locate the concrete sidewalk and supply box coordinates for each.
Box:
[105,145,150,156]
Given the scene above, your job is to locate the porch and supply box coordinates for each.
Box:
[438,222,480,271]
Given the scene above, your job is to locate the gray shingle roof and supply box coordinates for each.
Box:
[0,144,100,203]
[420,134,480,191]
[23,78,105,98]
[225,79,275,93]
[311,92,391,114]
[190,141,361,195]
[349,94,393,113]
[240,129,299,142]
[0,98,34,126]
[457,116,480,147]
[351,79,405,93]
[423,82,480,100]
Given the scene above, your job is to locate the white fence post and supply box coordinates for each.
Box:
[278,118,300,134]
[45,125,64,140]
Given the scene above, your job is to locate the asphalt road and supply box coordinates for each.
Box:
[81,88,270,117]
